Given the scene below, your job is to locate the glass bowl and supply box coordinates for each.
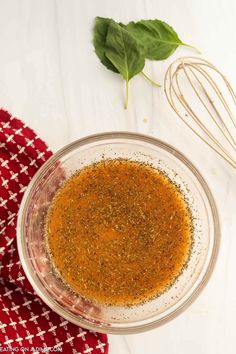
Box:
[17,132,220,334]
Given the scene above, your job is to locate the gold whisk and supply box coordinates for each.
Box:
[164,57,236,168]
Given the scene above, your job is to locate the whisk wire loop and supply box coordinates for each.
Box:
[164,57,236,169]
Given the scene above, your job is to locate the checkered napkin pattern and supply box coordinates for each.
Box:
[0,109,109,354]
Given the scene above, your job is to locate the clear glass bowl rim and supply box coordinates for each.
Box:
[17,131,220,334]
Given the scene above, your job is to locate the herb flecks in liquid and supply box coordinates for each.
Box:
[46,159,192,306]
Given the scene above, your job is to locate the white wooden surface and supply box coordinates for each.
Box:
[0,0,236,353]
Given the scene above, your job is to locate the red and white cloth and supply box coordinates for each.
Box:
[0,109,109,354]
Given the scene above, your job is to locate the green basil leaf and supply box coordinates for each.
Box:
[105,21,145,108]
[105,21,145,80]
[93,17,118,73]
[92,17,195,108]
[125,20,185,60]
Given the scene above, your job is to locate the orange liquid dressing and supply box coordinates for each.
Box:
[46,159,192,306]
